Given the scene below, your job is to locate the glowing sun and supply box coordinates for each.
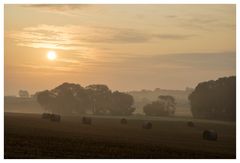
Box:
[47,51,57,61]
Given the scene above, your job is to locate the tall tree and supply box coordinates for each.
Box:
[85,84,112,115]
[37,90,57,113]
[110,91,135,115]
[37,83,90,114]
[189,76,236,121]
[158,95,176,115]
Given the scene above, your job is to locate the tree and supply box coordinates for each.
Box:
[188,76,236,121]
[143,95,176,116]
[37,90,57,113]
[36,82,136,116]
[143,101,167,116]
[51,83,86,114]
[18,90,29,98]
[158,95,176,115]
[110,91,135,115]
[134,97,151,112]
[37,83,91,114]
[75,87,92,114]
[85,84,112,115]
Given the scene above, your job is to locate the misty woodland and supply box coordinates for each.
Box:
[36,76,235,121]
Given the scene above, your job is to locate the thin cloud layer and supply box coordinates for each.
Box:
[4,4,236,94]
[7,24,195,50]
[14,51,236,75]
[23,4,90,12]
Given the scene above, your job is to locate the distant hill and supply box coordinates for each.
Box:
[127,88,193,117]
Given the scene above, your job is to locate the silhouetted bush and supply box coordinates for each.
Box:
[110,91,135,115]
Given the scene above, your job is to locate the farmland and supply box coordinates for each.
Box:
[4,112,236,159]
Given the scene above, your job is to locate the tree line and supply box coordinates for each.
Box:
[35,75,236,120]
[37,83,135,115]
[36,82,176,116]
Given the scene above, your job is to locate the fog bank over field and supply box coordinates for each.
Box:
[128,88,192,116]
[4,88,192,117]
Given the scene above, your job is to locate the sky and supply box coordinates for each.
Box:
[4,4,236,95]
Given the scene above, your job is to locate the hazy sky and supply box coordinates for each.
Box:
[4,4,236,95]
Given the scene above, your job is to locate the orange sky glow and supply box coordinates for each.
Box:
[4,4,236,95]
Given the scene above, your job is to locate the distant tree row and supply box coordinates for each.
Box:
[189,76,236,121]
[36,83,135,115]
[18,90,29,98]
[36,76,235,120]
[143,95,176,116]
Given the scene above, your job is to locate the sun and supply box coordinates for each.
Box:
[47,51,57,61]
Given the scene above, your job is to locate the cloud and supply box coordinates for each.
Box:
[23,4,90,12]
[116,51,236,72]
[184,16,234,31]
[56,51,235,74]
[20,4,93,16]
[163,6,235,31]
[7,25,89,50]
[69,51,236,85]
[7,24,195,51]
[153,34,195,40]
[165,15,178,18]
[16,64,77,74]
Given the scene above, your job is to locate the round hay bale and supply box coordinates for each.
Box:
[82,116,92,125]
[142,121,152,129]
[41,113,51,120]
[202,130,218,141]
[120,118,127,124]
[187,121,195,127]
[50,114,61,122]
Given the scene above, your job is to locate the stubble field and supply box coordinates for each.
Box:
[4,112,236,159]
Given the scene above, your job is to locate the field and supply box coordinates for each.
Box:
[4,112,236,159]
